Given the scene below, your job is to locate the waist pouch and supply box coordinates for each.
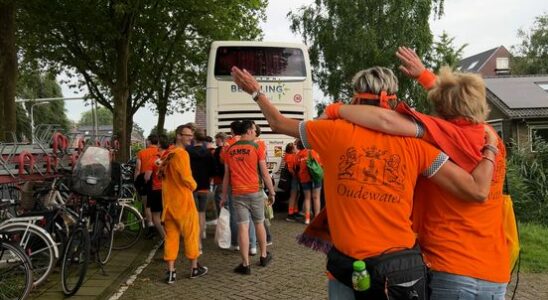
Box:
[327,245,428,300]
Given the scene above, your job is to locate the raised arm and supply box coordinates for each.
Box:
[396,46,436,90]
[231,67,300,138]
[428,126,499,202]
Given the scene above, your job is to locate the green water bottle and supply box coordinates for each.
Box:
[351,260,370,291]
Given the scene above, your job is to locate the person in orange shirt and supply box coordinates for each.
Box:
[159,125,208,284]
[282,142,300,222]
[323,47,509,299]
[294,139,322,225]
[231,65,498,299]
[144,134,170,241]
[220,120,275,275]
[221,121,257,253]
[134,135,159,236]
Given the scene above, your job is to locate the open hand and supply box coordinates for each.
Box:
[231,66,261,95]
[396,47,426,78]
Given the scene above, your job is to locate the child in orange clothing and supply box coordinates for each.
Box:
[159,128,208,284]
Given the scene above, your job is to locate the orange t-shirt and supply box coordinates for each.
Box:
[413,137,510,283]
[301,119,446,259]
[225,140,266,195]
[144,154,161,190]
[295,149,322,183]
[284,153,297,175]
[221,136,240,163]
[137,146,159,174]
[144,150,169,191]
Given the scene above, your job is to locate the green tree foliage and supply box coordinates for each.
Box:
[511,13,548,75]
[131,0,266,134]
[289,0,444,113]
[427,31,467,72]
[507,137,548,225]
[14,68,70,141]
[78,106,113,126]
[17,0,266,159]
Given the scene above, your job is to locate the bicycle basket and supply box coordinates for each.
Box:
[72,146,111,197]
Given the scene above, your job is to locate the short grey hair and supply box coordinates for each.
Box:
[352,67,399,95]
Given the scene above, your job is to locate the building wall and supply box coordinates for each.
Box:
[513,118,548,153]
[487,103,507,120]
[479,47,512,77]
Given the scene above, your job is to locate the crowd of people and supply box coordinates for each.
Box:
[128,45,511,300]
[132,118,299,283]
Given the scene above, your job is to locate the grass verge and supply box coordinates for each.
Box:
[518,222,548,273]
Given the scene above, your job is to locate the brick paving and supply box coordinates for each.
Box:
[29,239,153,300]
[115,215,548,300]
[28,213,547,299]
[118,215,328,300]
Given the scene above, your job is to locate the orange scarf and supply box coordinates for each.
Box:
[352,91,398,109]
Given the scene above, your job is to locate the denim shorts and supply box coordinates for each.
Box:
[232,191,265,224]
[328,278,355,300]
[290,177,299,191]
[430,271,507,300]
[301,180,322,191]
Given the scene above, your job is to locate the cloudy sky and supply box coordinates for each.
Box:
[62,0,547,135]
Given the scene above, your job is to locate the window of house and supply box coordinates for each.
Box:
[467,60,479,70]
[530,125,548,152]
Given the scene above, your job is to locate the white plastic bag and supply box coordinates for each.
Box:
[214,207,231,249]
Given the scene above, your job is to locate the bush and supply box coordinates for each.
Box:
[507,138,548,225]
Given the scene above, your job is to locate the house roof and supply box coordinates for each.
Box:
[485,75,548,119]
[458,47,500,73]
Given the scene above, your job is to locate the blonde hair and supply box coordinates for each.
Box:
[352,67,399,95]
[428,66,489,123]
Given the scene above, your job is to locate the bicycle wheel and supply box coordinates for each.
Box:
[0,241,33,300]
[2,223,58,287]
[96,210,114,265]
[112,204,144,250]
[61,225,90,296]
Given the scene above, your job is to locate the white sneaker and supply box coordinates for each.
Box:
[229,245,240,251]
[249,247,257,256]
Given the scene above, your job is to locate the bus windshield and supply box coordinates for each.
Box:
[214,47,306,78]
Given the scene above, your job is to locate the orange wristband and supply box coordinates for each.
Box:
[417,69,437,90]
[325,102,343,119]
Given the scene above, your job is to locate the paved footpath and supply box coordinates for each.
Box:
[115,215,547,300]
[29,214,548,299]
[117,216,328,300]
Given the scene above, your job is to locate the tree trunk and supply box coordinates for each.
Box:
[0,1,17,141]
[113,37,130,162]
[125,98,133,159]
[156,97,167,135]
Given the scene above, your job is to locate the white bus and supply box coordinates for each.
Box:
[206,41,314,187]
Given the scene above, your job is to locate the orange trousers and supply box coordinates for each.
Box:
[163,208,200,261]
